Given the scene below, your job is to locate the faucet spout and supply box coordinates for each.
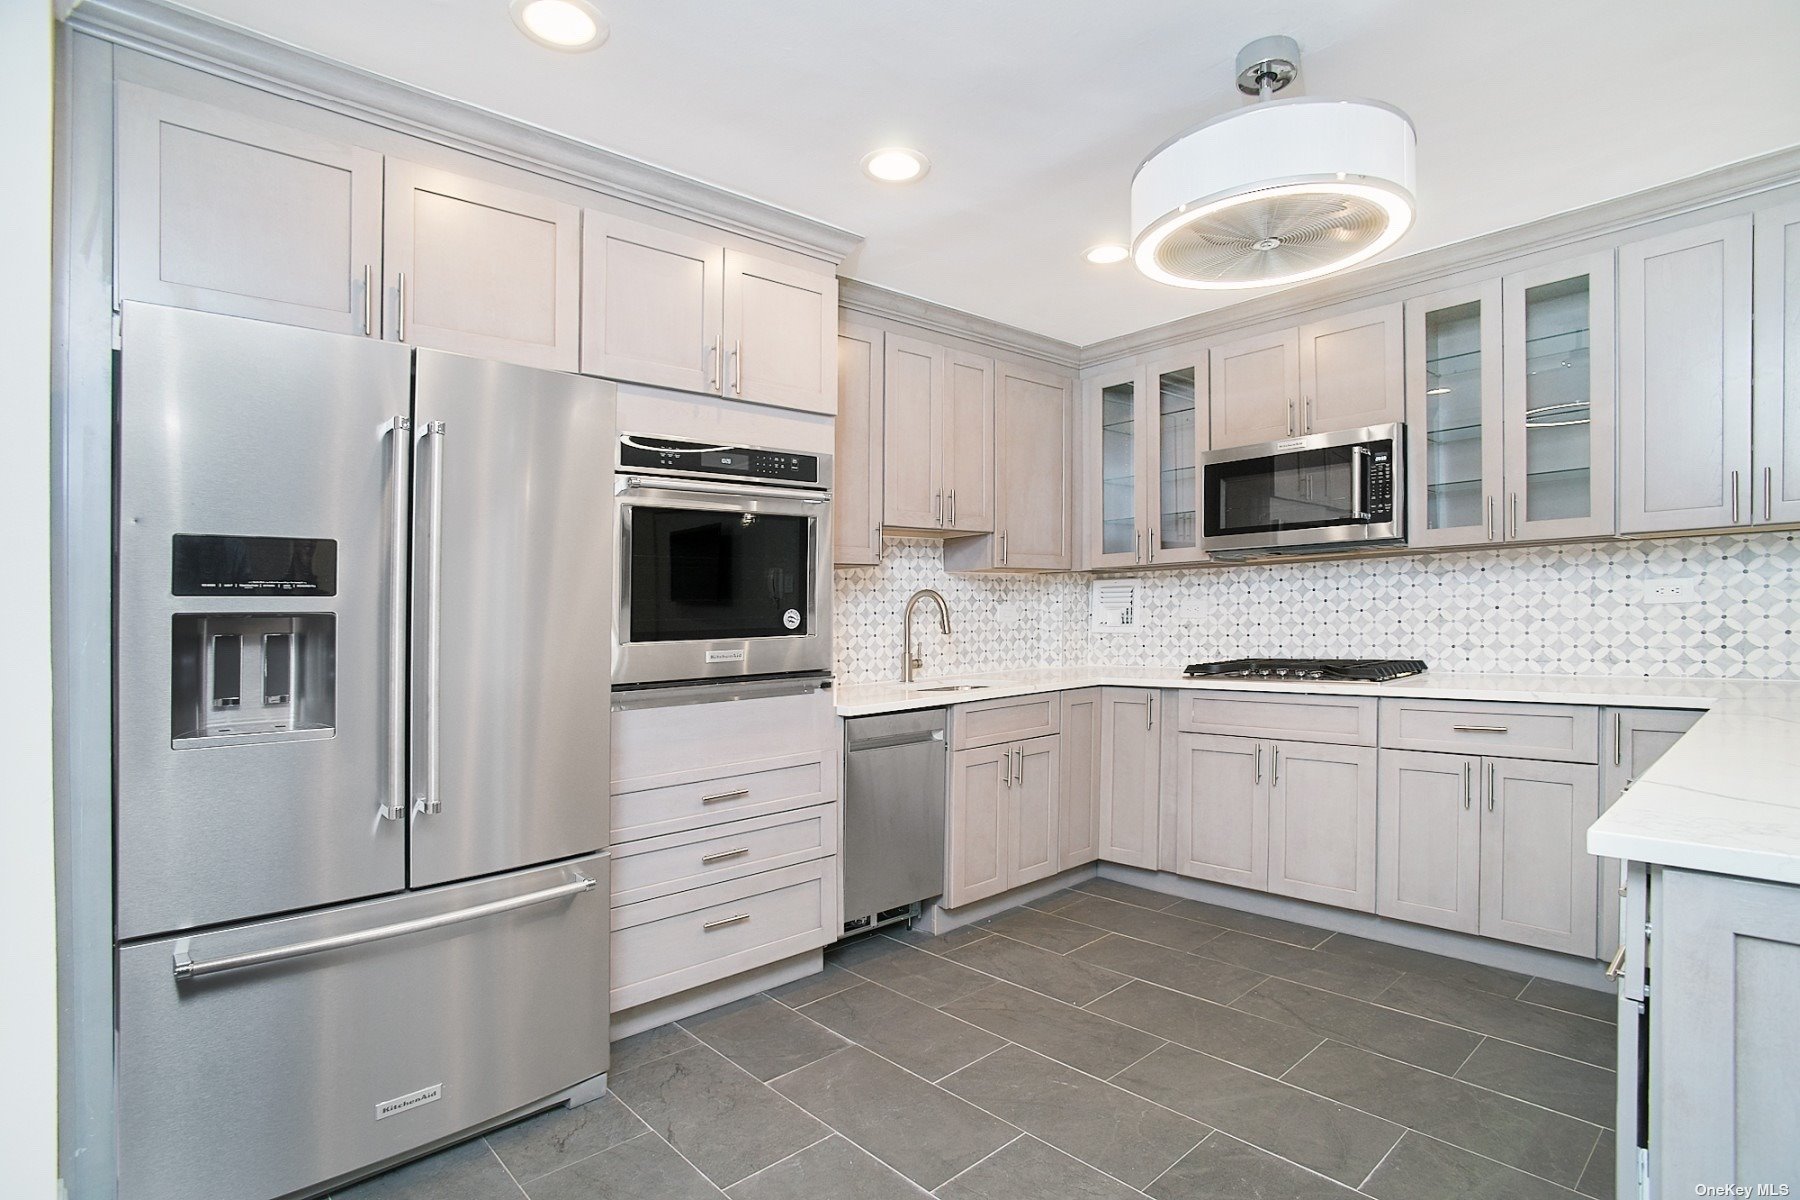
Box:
[901,588,953,683]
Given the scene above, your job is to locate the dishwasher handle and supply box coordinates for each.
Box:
[846,728,946,753]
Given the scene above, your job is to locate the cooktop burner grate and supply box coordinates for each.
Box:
[1182,657,1427,682]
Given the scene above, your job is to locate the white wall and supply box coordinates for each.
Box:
[0,1,61,1197]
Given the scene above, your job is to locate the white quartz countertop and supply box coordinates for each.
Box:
[833,667,1800,885]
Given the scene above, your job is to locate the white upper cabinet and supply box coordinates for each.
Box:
[581,214,723,393]
[1210,329,1300,448]
[1755,201,1800,525]
[1618,216,1754,533]
[946,359,1072,571]
[1084,365,1146,568]
[834,322,885,566]
[723,250,837,414]
[1405,281,1506,549]
[115,83,383,336]
[1501,252,1617,541]
[942,350,996,532]
[1298,303,1405,435]
[881,333,947,531]
[384,159,582,371]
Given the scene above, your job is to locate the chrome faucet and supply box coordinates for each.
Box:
[901,589,952,683]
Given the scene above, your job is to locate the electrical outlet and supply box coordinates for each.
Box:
[1178,597,1209,621]
[1640,576,1701,605]
[995,602,1021,629]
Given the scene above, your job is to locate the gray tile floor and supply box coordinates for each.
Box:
[335,879,1618,1200]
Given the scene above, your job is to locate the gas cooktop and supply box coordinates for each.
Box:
[1183,658,1427,682]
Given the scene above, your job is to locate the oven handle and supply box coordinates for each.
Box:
[1350,445,1371,521]
[619,475,829,505]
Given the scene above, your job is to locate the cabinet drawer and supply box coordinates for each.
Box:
[1176,691,1377,746]
[611,805,837,907]
[612,758,829,844]
[953,693,1060,749]
[612,687,835,792]
[1379,699,1598,763]
[611,860,836,1012]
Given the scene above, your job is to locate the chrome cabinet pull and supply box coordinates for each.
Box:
[380,415,412,822]
[1613,712,1623,766]
[1732,469,1741,525]
[999,532,1007,565]
[933,491,942,526]
[416,420,446,817]
[172,873,595,980]
[700,788,750,805]
[949,489,956,528]
[1452,724,1509,734]
[1002,747,1012,788]
[1146,695,1154,731]
[701,847,751,864]
[1486,495,1496,541]
[1135,530,1142,563]
[362,264,375,336]
[732,338,743,395]
[1509,492,1519,538]
[1462,761,1472,809]
[1271,745,1281,786]
[1304,395,1313,432]
[1605,944,1628,980]
[1287,397,1296,436]
[1487,761,1497,812]
[704,912,751,932]
[396,271,408,342]
[1015,746,1023,785]
[1255,743,1263,784]
[1766,466,1774,522]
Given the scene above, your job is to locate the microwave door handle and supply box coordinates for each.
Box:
[1350,445,1370,520]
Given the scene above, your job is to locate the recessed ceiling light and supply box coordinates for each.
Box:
[1084,244,1130,265]
[510,0,609,51]
[861,148,929,184]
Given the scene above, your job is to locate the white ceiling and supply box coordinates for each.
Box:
[166,0,1800,346]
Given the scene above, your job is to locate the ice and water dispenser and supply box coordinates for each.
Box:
[168,534,338,747]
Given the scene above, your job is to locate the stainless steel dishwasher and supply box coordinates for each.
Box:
[841,709,947,935]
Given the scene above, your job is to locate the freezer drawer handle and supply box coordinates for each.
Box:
[170,873,597,982]
[703,912,751,931]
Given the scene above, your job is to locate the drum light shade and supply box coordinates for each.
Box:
[1131,98,1417,289]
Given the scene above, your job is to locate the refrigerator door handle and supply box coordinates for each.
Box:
[380,415,412,822]
[170,872,598,981]
[417,420,447,817]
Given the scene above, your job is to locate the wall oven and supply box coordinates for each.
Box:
[1200,422,1405,556]
[614,435,832,687]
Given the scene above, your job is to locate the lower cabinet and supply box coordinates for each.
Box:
[945,734,1060,908]
[1377,749,1599,956]
[1097,689,1161,868]
[1598,707,1704,956]
[1173,733,1376,910]
[1058,690,1102,869]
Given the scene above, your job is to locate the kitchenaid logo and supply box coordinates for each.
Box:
[705,648,747,663]
[375,1084,442,1121]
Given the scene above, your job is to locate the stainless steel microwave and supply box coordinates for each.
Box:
[1200,423,1405,556]
[612,435,833,688]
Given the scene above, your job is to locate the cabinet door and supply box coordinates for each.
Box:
[882,334,946,531]
[1171,733,1265,888]
[384,160,581,370]
[1098,689,1161,869]
[1376,750,1481,934]
[834,323,885,566]
[1299,304,1404,435]
[994,361,1073,569]
[1058,691,1101,870]
[943,351,995,532]
[1597,708,1703,957]
[1010,739,1061,887]
[1648,869,1800,1191]
[1479,757,1599,956]
[946,745,1008,908]
[115,83,383,336]
[1146,355,1208,565]
[1083,366,1146,568]
[722,250,836,414]
[1405,281,1505,548]
[1209,328,1299,448]
[1267,741,1377,912]
[1501,253,1616,541]
[1618,217,1754,533]
[1754,201,1800,524]
[580,214,723,393]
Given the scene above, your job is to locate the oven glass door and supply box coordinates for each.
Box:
[628,505,812,642]
[1205,442,1379,540]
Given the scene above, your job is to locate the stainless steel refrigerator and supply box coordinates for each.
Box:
[111,303,616,1200]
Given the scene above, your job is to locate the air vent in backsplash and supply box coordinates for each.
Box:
[832,533,1800,685]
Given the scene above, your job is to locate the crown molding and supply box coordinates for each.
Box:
[837,278,1081,369]
[65,0,863,264]
[1078,144,1800,367]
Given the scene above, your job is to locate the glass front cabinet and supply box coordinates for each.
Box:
[1405,253,1616,547]
[1083,354,1208,568]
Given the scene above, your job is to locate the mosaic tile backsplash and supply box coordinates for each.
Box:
[833,532,1800,685]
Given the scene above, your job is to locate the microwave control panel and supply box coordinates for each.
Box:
[1367,447,1394,517]
[619,435,824,486]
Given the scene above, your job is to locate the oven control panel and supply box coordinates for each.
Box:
[1368,446,1394,517]
[619,435,824,486]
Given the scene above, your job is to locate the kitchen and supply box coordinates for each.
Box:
[10,2,1800,1199]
